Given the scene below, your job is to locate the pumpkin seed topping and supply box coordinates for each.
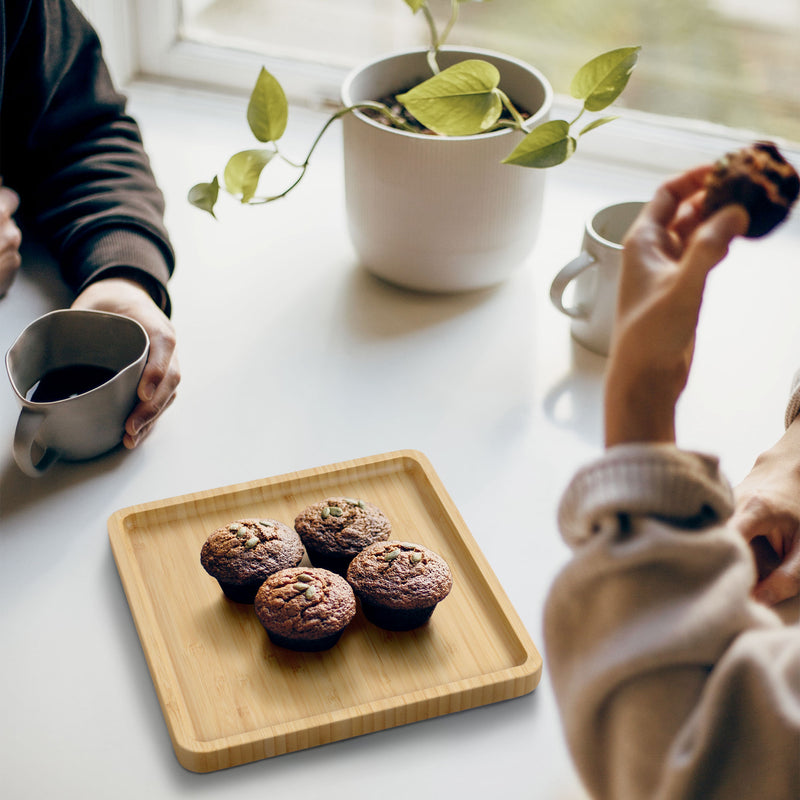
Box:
[383,547,401,562]
[410,551,423,564]
[296,572,314,583]
[329,506,343,517]
[244,536,259,549]
[321,506,331,519]
[304,586,317,600]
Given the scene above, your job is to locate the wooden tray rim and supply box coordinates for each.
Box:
[108,449,542,771]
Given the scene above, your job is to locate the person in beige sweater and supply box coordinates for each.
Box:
[544,165,800,800]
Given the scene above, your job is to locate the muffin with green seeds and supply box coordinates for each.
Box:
[254,567,357,651]
[293,497,391,575]
[346,540,453,631]
[200,518,305,603]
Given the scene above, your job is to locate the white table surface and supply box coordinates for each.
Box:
[2,82,799,799]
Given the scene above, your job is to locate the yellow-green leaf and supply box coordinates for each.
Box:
[403,0,426,11]
[247,67,288,143]
[224,149,276,202]
[579,115,619,136]
[502,120,576,168]
[397,60,503,136]
[570,46,641,112]
[188,176,219,217]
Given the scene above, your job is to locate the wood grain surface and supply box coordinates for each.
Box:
[108,450,542,772]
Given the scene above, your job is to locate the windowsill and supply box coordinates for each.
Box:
[127,72,800,179]
[125,76,800,491]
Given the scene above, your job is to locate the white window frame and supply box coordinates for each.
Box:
[85,0,346,107]
[85,0,800,174]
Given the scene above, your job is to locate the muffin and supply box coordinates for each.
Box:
[200,518,305,603]
[294,497,391,575]
[346,540,453,631]
[702,141,799,237]
[254,567,356,651]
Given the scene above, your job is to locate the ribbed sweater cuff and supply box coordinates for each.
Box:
[74,228,174,316]
[557,443,735,548]
[784,369,800,429]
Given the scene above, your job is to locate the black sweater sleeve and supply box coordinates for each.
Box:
[0,0,175,313]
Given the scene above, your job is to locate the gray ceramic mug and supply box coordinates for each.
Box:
[5,309,149,476]
[549,200,646,356]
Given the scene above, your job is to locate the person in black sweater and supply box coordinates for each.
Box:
[0,0,179,449]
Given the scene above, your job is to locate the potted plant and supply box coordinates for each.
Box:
[190,0,639,292]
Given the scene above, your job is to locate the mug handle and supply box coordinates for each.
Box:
[549,252,596,320]
[14,407,59,477]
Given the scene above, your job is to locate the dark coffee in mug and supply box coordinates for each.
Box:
[26,364,119,403]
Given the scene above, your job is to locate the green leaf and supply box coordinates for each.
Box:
[502,120,576,168]
[579,115,619,136]
[569,46,641,112]
[403,0,426,11]
[396,60,503,136]
[224,149,276,202]
[247,67,288,143]
[188,176,219,217]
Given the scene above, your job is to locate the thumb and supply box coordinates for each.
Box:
[680,205,749,288]
[753,565,800,607]
[752,538,800,606]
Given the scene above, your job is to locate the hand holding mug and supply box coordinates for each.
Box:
[72,278,180,449]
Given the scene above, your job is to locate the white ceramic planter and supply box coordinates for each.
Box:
[341,47,553,293]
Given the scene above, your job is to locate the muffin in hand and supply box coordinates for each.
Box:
[200,518,305,603]
[346,540,453,631]
[702,141,799,237]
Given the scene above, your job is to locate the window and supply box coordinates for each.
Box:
[171,0,800,145]
[118,0,798,150]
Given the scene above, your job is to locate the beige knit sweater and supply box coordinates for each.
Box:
[544,375,800,799]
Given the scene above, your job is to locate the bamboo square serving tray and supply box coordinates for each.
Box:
[108,450,542,772]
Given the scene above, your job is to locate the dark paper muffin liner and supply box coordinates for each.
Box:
[305,547,357,577]
[359,599,437,631]
[266,630,345,652]
[217,579,264,604]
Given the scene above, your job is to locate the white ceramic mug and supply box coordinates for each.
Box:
[5,309,149,476]
[549,200,645,356]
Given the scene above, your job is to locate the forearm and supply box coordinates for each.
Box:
[604,363,681,446]
[545,445,800,800]
[1,0,174,306]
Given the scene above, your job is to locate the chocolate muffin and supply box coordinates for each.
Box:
[346,540,453,631]
[254,567,357,651]
[200,518,305,603]
[294,497,391,575]
[703,141,799,237]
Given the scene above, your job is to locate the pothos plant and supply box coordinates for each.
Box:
[189,0,640,217]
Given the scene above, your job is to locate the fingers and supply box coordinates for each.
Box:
[644,165,711,229]
[124,390,178,450]
[71,277,180,450]
[732,498,800,606]
[753,552,800,606]
[124,324,180,449]
[679,204,749,289]
[0,186,22,296]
